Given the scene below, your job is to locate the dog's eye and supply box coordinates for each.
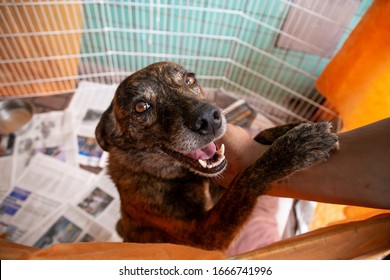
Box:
[135,101,150,113]
[185,73,196,86]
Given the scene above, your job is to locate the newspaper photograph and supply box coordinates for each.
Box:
[67,81,116,168]
[73,169,121,240]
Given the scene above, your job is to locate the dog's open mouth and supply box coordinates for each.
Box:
[160,142,226,176]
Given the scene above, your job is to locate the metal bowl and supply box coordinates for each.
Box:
[0,100,34,135]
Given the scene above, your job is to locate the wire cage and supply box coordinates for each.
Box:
[0,0,373,127]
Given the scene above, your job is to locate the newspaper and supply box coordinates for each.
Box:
[0,153,95,242]
[16,166,122,246]
[0,152,123,246]
[0,110,78,199]
[0,82,124,247]
[67,81,116,168]
[19,204,114,247]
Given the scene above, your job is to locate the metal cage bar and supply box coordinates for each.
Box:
[0,0,373,125]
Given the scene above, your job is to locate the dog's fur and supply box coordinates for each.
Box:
[95,61,338,251]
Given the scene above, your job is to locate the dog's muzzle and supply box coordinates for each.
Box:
[159,102,227,177]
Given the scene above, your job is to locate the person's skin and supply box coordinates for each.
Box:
[215,118,390,209]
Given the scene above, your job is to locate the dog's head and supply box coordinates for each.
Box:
[96,61,227,177]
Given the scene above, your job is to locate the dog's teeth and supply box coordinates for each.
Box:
[220,143,225,156]
[199,154,225,169]
[198,159,207,168]
[216,143,225,156]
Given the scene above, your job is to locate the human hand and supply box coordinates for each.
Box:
[215,124,269,188]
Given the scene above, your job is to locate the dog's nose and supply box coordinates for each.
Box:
[189,104,223,135]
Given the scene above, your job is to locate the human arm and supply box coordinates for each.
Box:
[216,118,390,209]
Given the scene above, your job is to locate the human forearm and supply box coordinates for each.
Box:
[267,118,390,209]
[217,119,390,209]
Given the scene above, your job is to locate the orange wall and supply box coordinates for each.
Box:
[316,0,390,132]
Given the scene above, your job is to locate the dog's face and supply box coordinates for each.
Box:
[96,61,227,177]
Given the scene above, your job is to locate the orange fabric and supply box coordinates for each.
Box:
[2,214,389,260]
[311,204,390,230]
[0,240,225,260]
[313,0,390,229]
[236,214,390,260]
[311,204,347,230]
[316,0,390,132]
[0,237,39,260]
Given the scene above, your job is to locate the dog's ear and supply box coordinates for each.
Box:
[95,103,116,151]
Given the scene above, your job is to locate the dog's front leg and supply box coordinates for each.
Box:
[253,122,304,145]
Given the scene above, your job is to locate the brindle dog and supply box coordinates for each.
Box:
[95,61,338,251]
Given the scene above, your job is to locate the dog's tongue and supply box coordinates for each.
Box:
[184,142,216,160]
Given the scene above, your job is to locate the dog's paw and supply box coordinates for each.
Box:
[270,122,339,172]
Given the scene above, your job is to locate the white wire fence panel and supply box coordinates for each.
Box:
[0,0,372,126]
